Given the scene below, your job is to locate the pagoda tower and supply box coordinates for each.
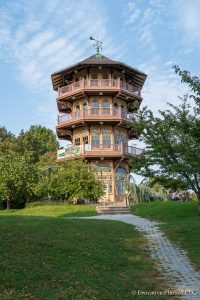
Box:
[51,47,147,204]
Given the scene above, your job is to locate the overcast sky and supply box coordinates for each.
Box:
[0,0,200,136]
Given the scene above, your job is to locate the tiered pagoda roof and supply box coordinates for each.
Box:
[51,54,147,90]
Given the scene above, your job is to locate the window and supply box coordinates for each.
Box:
[83,102,87,108]
[75,105,80,117]
[102,71,109,79]
[102,101,109,114]
[102,71,109,86]
[91,101,99,115]
[121,104,126,118]
[75,138,80,146]
[121,135,127,152]
[92,135,100,148]
[113,102,118,111]
[113,75,118,87]
[114,134,120,151]
[116,166,127,174]
[74,78,80,88]
[113,102,118,116]
[83,136,89,144]
[103,134,111,148]
[91,71,98,86]
[117,180,125,194]
[92,101,99,108]
[83,102,88,117]
[91,71,98,79]
[96,163,111,172]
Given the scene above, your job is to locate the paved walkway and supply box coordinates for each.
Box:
[83,214,200,300]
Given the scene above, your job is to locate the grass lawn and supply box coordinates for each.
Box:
[0,204,97,218]
[0,205,168,300]
[131,201,200,271]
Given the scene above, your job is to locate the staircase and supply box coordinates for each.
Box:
[96,205,131,215]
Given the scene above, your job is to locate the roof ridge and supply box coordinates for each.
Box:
[81,54,115,63]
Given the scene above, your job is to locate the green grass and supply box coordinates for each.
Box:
[0,204,97,218]
[131,201,200,270]
[0,206,169,300]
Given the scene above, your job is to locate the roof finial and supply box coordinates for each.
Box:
[89,36,102,57]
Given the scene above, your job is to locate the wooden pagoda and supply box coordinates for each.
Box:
[51,50,147,204]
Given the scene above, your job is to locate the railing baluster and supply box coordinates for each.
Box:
[57,109,139,124]
[58,79,141,98]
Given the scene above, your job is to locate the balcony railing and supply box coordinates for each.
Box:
[57,109,138,125]
[57,144,144,159]
[58,79,141,98]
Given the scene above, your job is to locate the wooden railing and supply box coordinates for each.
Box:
[57,144,144,159]
[58,79,141,98]
[57,109,138,125]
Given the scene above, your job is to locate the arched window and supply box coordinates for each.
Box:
[91,101,99,115]
[102,101,109,114]
[116,165,127,195]
[96,163,111,172]
[83,101,87,109]
[83,101,88,117]
[121,104,126,118]
[75,105,80,117]
[91,134,100,148]
[114,134,120,151]
[113,103,118,116]
[121,135,127,152]
[103,133,111,148]
[116,166,127,174]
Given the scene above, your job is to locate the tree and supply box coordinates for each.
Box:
[129,67,200,214]
[55,160,103,201]
[0,152,37,209]
[17,125,59,163]
[0,126,17,153]
[0,126,15,142]
[35,159,103,202]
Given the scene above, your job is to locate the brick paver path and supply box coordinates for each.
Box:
[84,214,200,299]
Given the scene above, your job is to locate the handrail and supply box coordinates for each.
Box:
[57,143,144,159]
[57,109,138,124]
[58,79,141,98]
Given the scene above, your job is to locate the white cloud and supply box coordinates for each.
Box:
[125,2,141,24]
[0,0,198,135]
[0,0,114,91]
[175,0,200,50]
[0,0,121,130]
[122,1,166,52]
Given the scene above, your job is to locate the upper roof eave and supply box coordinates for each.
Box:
[51,54,147,90]
[51,54,147,76]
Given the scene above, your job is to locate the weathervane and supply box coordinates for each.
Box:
[90,36,102,56]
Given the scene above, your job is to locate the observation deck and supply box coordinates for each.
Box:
[57,79,142,103]
[57,144,144,160]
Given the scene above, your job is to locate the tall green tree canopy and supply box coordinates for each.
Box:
[0,152,37,209]
[129,67,200,213]
[17,125,59,162]
[0,126,16,153]
[35,159,103,202]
